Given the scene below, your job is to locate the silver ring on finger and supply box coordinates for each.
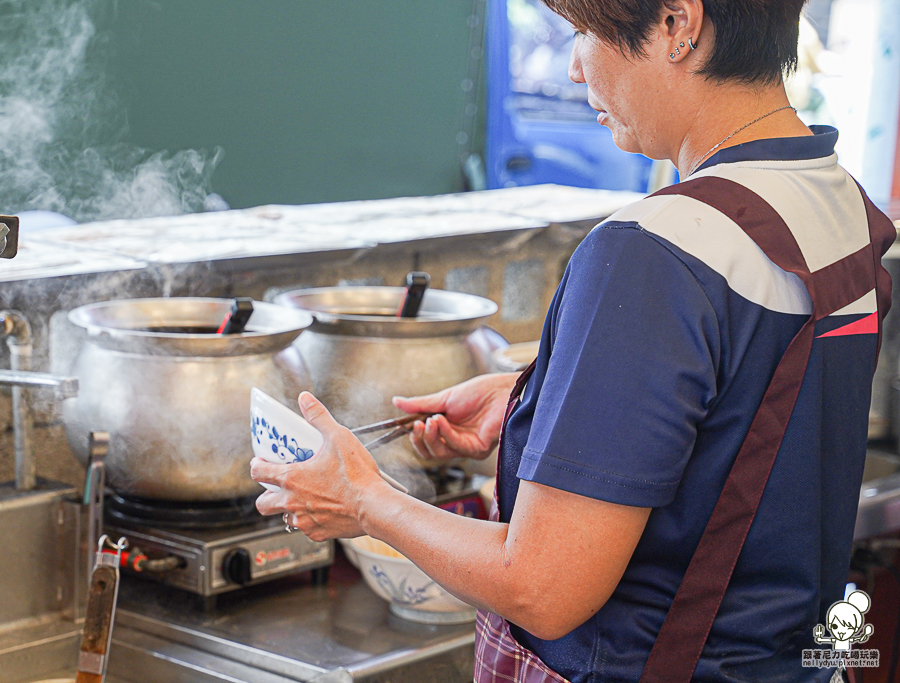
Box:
[283,511,298,533]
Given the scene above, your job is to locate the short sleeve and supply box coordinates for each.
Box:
[517,224,720,507]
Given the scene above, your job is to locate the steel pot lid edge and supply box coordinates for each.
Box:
[68,298,313,356]
[273,286,498,338]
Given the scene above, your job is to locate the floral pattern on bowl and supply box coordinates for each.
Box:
[347,536,476,624]
[251,415,315,464]
[250,388,323,492]
[369,564,443,605]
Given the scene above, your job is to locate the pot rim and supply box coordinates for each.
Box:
[68,297,313,356]
[274,286,498,338]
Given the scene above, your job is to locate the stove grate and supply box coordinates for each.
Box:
[106,493,262,530]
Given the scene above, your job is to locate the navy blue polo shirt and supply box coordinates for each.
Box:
[498,127,883,682]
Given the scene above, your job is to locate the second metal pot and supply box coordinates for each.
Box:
[274,287,504,491]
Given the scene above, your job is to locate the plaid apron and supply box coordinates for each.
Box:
[473,176,895,683]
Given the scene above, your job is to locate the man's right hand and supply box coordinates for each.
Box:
[392,372,519,461]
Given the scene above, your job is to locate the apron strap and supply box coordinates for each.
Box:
[639,176,891,683]
[494,359,538,514]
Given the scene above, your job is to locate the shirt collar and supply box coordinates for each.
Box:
[694,125,839,174]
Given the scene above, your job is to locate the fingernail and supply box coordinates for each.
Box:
[299,392,315,410]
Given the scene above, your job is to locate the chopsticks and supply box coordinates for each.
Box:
[350,413,434,436]
[350,412,435,451]
[350,412,437,495]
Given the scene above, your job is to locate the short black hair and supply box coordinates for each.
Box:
[541,0,807,84]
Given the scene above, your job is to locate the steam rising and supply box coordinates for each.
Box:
[314,369,438,500]
[0,0,221,223]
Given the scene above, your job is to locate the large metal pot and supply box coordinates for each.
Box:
[64,297,313,501]
[274,287,503,492]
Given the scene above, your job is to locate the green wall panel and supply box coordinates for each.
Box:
[104,1,482,209]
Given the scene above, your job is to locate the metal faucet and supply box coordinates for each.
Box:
[0,310,79,490]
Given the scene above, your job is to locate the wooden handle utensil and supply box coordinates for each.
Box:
[76,536,127,683]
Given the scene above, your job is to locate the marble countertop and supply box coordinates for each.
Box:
[0,185,644,282]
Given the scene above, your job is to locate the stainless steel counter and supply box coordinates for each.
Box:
[106,564,475,683]
[856,447,900,540]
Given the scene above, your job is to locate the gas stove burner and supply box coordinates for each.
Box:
[107,493,262,530]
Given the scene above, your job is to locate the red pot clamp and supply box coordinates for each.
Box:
[473,176,895,683]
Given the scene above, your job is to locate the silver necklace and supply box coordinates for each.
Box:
[687,105,796,177]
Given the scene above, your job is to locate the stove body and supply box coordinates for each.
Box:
[103,494,333,599]
[105,516,333,598]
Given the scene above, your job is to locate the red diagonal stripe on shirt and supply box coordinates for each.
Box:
[816,312,879,338]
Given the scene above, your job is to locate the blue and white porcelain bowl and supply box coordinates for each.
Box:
[347,536,476,624]
[250,387,323,492]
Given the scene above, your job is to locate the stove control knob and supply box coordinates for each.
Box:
[222,548,252,585]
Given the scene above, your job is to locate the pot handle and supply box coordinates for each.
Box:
[467,325,509,373]
[0,215,18,259]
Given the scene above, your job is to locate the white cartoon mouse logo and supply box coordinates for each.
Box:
[813,590,874,651]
